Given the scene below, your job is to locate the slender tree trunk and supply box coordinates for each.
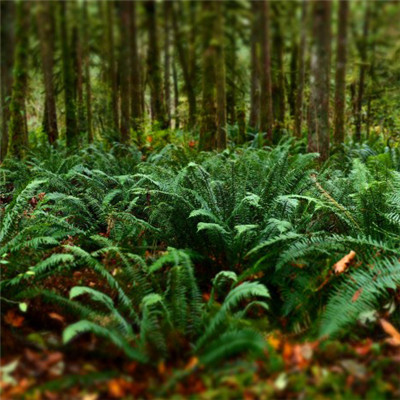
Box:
[72,22,85,136]
[259,0,273,140]
[271,2,285,129]
[307,0,332,161]
[8,1,30,158]
[171,2,196,129]
[199,1,217,151]
[36,1,58,145]
[215,1,227,150]
[294,0,308,138]
[83,0,92,143]
[0,1,15,161]
[334,0,349,145]
[226,12,237,124]
[249,1,260,130]
[118,1,130,143]
[172,56,180,129]
[60,1,78,148]
[354,2,370,141]
[289,35,298,119]
[163,1,171,128]
[130,1,143,144]
[106,1,119,132]
[145,0,167,128]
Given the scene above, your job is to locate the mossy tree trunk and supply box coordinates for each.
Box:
[118,1,130,144]
[199,1,227,151]
[145,0,167,129]
[130,1,143,144]
[271,2,285,130]
[307,0,332,161]
[215,1,227,150]
[83,0,92,143]
[8,0,30,159]
[0,0,15,161]
[60,1,78,148]
[106,1,119,132]
[171,2,197,130]
[37,1,58,145]
[163,1,172,128]
[249,1,260,130]
[294,0,308,138]
[259,0,273,141]
[354,2,370,142]
[333,0,349,145]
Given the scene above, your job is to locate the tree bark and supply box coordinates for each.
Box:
[118,1,130,143]
[333,0,349,145]
[307,0,332,161]
[259,0,273,140]
[271,2,285,129]
[60,1,78,148]
[0,0,15,161]
[36,1,58,145]
[354,2,370,141]
[83,0,92,143]
[294,0,307,138]
[145,0,167,128]
[249,1,260,130]
[171,2,196,129]
[163,1,172,128]
[8,1,30,158]
[130,1,143,143]
[215,1,227,150]
[106,1,119,132]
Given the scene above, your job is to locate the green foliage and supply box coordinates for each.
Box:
[1,140,399,363]
[58,249,270,366]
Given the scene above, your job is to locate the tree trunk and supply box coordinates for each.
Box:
[145,0,167,128]
[0,0,15,161]
[172,56,180,129]
[36,1,58,145]
[271,2,285,129]
[249,1,260,130]
[163,1,171,128]
[226,12,237,124]
[83,0,92,143]
[199,1,217,151]
[294,0,308,138]
[333,0,349,145]
[8,1,30,159]
[60,1,78,148]
[215,1,227,150]
[118,1,130,144]
[130,1,143,143]
[307,0,332,161]
[106,1,119,132]
[171,2,196,129]
[259,0,273,140]
[354,2,370,141]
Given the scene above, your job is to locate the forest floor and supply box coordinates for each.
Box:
[2,297,400,399]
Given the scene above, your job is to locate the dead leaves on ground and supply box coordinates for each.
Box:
[380,318,400,346]
[333,250,356,274]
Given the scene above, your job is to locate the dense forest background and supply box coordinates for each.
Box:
[1,0,399,158]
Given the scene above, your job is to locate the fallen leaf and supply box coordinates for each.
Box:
[108,378,127,398]
[333,250,356,274]
[352,288,363,302]
[380,318,400,346]
[48,312,65,324]
[4,310,24,328]
[185,356,199,371]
